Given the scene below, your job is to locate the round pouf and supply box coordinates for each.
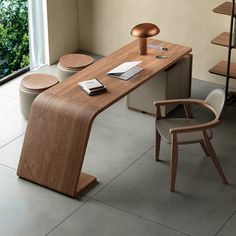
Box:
[19,74,59,120]
[57,54,94,82]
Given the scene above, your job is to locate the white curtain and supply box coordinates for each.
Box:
[28,0,47,70]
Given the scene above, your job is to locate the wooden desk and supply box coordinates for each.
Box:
[17,39,192,197]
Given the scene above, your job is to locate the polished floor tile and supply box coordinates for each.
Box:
[48,199,188,236]
[0,134,24,169]
[217,212,236,236]
[82,123,153,196]
[0,75,22,99]
[191,79,224,99]
[0,165,87,236]
[0,94,27,148]
[95,99,155,141]
[93,148,236,236]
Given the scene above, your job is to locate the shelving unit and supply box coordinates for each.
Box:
[209,0,236,101]
[211,32,231,47]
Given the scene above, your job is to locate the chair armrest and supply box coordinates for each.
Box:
[153,98,204,107]
[154,98,217,119]
[169,119,221,134]
[154,99,202,120]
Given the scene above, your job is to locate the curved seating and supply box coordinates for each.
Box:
[19,73,59,119]
[57,54,94,81]
[154,89,228,192]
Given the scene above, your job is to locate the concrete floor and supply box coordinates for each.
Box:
[0,61,236,236]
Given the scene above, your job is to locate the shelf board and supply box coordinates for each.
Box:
[211,32,232,47]
[213,2,236,16]
[209,60,236,79]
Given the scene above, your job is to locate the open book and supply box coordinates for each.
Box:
[107,61,143,80]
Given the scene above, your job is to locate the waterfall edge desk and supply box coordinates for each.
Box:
[17,39,192,197]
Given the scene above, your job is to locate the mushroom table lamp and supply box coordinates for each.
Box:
[131,23,160,55]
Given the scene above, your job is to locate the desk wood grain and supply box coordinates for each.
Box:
[17,39,191,197]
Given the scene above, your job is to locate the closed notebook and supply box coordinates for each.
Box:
[79,79,104,90]
[78,79,106,96]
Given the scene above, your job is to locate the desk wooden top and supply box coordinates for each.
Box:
[46,38,191,114]
[18,38,191,197]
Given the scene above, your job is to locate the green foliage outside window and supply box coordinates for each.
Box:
[0,0,29,79]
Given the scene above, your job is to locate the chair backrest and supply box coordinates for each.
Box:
[205,89,225,119]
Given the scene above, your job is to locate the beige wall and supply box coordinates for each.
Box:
[78,0,236,87]
[46,0,79,64]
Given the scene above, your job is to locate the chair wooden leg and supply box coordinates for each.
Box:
[184,104,193,118]
[155,129,161,161]
[202,130,228,185]
[200,140,210,156]
[170,134,178,192]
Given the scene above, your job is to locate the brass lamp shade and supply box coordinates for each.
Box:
[131,23,160,55]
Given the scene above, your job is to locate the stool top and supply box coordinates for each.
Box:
[21,74,59,92]
[59,54,94,70]
[57,62,80,72]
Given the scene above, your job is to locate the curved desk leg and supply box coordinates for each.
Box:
[17,92,97,197]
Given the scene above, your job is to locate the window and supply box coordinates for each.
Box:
[0,0,29,83]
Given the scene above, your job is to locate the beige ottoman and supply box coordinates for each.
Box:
[19,74,59,120]
[57,54,94,82]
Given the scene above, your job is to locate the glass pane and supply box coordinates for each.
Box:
[0,0,29,80]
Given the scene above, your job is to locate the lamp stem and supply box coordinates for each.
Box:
[139,38,147,55]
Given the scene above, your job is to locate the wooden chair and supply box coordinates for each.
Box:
[154,89,228,192]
